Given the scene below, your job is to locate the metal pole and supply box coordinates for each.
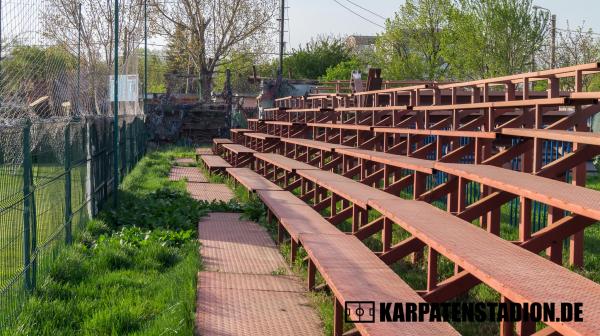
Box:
[144,0,148,111]
[64,122,72,244]
[77,3,82,112]
[22,121,32,291]
[551,14,556,69]
[113,0,119,208]
[278,0,284,77]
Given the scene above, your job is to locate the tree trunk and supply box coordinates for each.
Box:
[200,67,213,102]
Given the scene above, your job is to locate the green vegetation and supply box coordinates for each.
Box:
[3,148,238,335]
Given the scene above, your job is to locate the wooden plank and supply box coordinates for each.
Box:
[337,148,434,174]
[502,128,600,146]
[222,144,257,154]
[299,233,459,336]
[369,198,600,336]
[254,153,320,172]
[201,155,232,169]
[227,168,282,192]
[435,162,600,221]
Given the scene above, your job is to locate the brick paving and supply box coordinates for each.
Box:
[175,158,196,166]
[187,183,234,202]
[169,166,208,183]
[196,213,322,335]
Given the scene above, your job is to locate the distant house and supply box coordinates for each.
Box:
[345,35,377,53]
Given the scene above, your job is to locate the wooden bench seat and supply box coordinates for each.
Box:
[221,144,256,167]
[296,169,398,209]
[244,132,280,140]
[264,120,302,126]
[308,122,373,131]
[281,137,351,152]
[300,233,459,336]
[336,147,434,174]
[435,162,600,221]
[195,147,213,160]
[199,154,232,173]
[226,168,282,192]
[368,198,600,336]
[412,97,569,112]
[213,138,233,144]
[222,143,257,154]
[502,128,600,145]
[211,138,233,155]
[254,153,320,172]
[374,127,497,139]
[256,190,342,240]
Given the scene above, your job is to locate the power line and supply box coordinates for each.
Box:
[331,0,384,29]
[343,0,386,20]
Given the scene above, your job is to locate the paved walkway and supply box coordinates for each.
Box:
[196,213,322,335]
[169,164,234,202]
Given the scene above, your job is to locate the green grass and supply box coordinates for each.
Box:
[2,147,237,335]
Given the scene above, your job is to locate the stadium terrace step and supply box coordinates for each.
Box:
[226,168,281,192]
[254,153,320,173]
[434,162,600,221]
[368,198,600,336]
[199,155,231,174]
[300,233,459,336]
[280,137,351,152]
[336,147,434,174]
[502,128,600,146]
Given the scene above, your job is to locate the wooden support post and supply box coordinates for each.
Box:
[352,204,360,233]
[413,172,426,199]
[547,206,564,265]
[427,247,438,291]
[308,259,316,290]
[380,217,394,253]
[500,296,514,336]
[290,239,298,264]
[334,298,344,336]
[519,196,532,241]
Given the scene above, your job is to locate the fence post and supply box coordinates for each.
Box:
[64,121,72,244]
[22,121,32,291]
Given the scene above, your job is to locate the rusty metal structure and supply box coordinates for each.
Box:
[202,62,600,336]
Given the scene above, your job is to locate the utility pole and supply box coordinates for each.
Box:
[551,14,557,68]
[278,0,284,78]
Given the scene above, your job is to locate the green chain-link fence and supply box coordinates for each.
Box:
[0,115,146,328]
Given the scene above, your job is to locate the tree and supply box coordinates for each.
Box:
[320,58,364,81]
[2,46,77,117]
[164,24,198,94]
[283,36,351,79]
[214,52,263,94]
[444,0,549,79]
[43,0,146,113]
[374,0,452,81]
[138,49,167,94]
[152,0,277,101]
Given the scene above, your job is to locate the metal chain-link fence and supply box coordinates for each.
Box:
[0,116,146,327]
[0,0,148,327]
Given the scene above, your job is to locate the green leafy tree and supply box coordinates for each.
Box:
[214,52,262,94]
[374,0,452,81]
[138,50,167,94]
[2,45,77,102]
[284,36,351,79]
[444,0,549,79]
[320,58,364,81]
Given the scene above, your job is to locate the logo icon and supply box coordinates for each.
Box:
[345,301,375,323]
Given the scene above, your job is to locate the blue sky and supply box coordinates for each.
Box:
[288,0,600,49]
